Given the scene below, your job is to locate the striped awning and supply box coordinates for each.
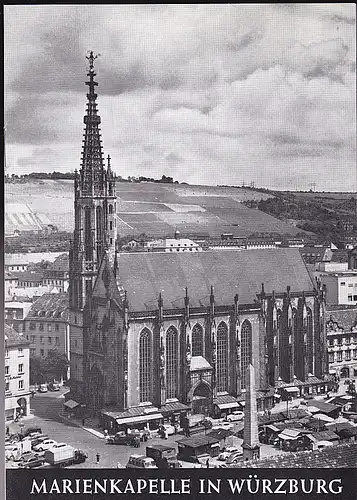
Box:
[217,402,240,410]
[116,413,163,426]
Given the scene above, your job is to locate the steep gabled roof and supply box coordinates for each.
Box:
[26,292,68,320]
[117,248,315,312]
[92,251,125,307]
[4,324,29,346]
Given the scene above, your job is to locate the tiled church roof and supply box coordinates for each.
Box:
[117,249,315,312]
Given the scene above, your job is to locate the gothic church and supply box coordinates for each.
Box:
[68,54,327,422]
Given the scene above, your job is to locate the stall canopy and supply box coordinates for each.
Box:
[285,387,300,393]
[116,413,163,426]
[63,399,79,409]
[217,402,240,410]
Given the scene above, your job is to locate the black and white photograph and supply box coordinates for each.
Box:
[3,2,357,493]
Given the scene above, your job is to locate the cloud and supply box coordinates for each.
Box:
[4,4,356,191]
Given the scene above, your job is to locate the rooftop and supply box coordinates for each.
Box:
[5,252,65,266]
[4,324,30,347]
[25,292,69,320]
[11,271,44,281]
[177,435,220,448]
[234,442,357,468]
[326,306,357,332]
[114,248,315,311]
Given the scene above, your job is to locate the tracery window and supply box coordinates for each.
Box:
[166,326,178,399]
[84,207,92,260]
[306,307,313,372]
[139,328,152,403]
[241,320,252,389]
[217,322,228,392]
[191,323,204,357]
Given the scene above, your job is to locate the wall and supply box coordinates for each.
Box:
[24,317,68,359]
[5,342,31,420]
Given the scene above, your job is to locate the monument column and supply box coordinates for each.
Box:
[242,363,260,462]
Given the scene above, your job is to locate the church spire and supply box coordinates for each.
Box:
[80,51,105,196]
[70,52,117,311]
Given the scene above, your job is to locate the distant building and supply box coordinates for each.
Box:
[5,252,65,273]
[146,237,201,253]
[326,305,357,379]
[299,246,332,265]
[4,272,19,301]
[5,300,33,333]
[282,238,305,248]
[4,324,31,421]
[12,271,44,288]
[42,253,69,292]
[246,237,277,250]
[320,273,357,306]
[23,293,70,374]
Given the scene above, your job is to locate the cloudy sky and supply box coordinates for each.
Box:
[4,4,356,191]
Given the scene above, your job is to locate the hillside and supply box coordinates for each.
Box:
[5,180,304,238]
[243,190,357,246]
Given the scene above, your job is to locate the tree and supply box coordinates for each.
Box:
[43,350,70,382]
[30,356,47,385]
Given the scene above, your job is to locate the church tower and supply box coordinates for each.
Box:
[69,51,117,311]
[68,52,117,402]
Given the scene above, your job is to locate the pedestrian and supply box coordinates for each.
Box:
[6,427,9,436]
[117,462,122,469]
[206,458,209,468]
[82,418,85,426]
[164,428,168,440]
[96,453,100,464]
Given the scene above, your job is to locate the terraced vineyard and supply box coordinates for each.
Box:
[5,180,303,238]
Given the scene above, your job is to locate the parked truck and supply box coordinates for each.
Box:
[43,445,87,467]
[146,445,181,468]
[5,438,32,461]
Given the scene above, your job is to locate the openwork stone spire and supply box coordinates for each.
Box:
[80,51,106,196]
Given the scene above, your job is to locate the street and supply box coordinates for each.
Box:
[6,387,287,468]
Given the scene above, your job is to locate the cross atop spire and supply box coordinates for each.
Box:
[86,50,100,69]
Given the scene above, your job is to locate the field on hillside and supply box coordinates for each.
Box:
[5,180,303,237]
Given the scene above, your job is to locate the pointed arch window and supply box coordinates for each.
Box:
[191,324,204,357]
[217,322,229,392]
[241,320,252,390]
[139,328,152,403]
[166,326,178,399]
[306,307,313,373]
[108,204,113,215]
[84,207,92,260]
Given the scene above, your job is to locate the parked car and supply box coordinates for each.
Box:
[126,454,157,469]
[23,427,42,438]
[48,383,60,391]
[163,424,175,436]
[217,451,231,462]
[18,455,45,469]
[212,422,234,431]
[33,439,57,452]
[31,435,49,448]
[226,411,244,422]
[225,450,244,465]
[106,431,128,445]
[53,442,67,449]
[39,384,48,393]
[18,451,38,463]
